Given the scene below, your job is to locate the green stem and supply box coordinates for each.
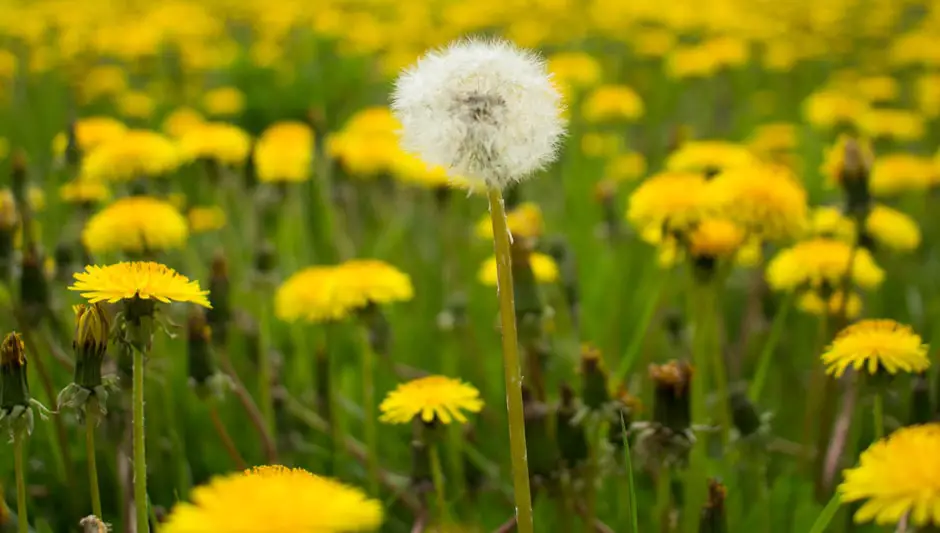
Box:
[430,442,449,526]
[86,396,103,520]
[808,491,841,533]
[13,428,27,533]
[748,289,795,402]
[683,282,714,533]
[614,275,664,382]
[360,328,379,496]
[487,187,534,533]
[257,301,275,436]
[656,468,672,533]
[873,392,884,440]
[133,347,149,533]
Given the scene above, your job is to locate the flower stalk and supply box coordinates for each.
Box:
[487,187,535,533]
[85,396,102,519]
[359,328,380,495]
[13,425,27,533]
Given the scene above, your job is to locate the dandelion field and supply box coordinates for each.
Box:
[1,1,940,532]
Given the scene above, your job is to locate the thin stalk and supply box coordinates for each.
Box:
[620,414,639,533]
[486,187,534,533]
[808,492,841,533]
[360,328,380,495]
[656,468,672,533]
[257,301,275,436]
[13,429,27,533]
[217,348,277,462]
[132,347,149,533]
[208,400,247,470]
[614,276,664,382]
[86,396,103,519]
[748,289,796,402]
[683,282,714,532]
[430,442,449,526]
[873,392,884,440]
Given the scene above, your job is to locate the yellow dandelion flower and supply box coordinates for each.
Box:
[821,135,875,188]
[162,107,205,139]
[766,238,884,292]
[335,260,415,307]
[80,130,179,182]
[379,375,483,424]
[627,171,710,234]
[82,196,188,254]
[839,423,940,527]
[803,90,869,130]
[709,163,808,240]
[59,180,110,204]
[581,84,644,122]
[254,121,315,183]
[581,132,622,158]
[475,202,544,240]
[870,154,936,197]
[747,123,798,156]
[688,218,745,259]
[547,51,602,90]
[69,261,210,308]
[665,141,756,174]
[866,205,920,252]
[52,116,127,157]
[117,91,155,120]
[806,206,856,241]
[798,290,862,320]
[916,74,940,117]
[162,465,383,533]
[631,27,676,58]
[822,319,929,378]
[80,64,127,103]
[187,206,227,233]
[666,45,719,79]
[856,75,899,104]
[179,122,252,166]
[479,253,559,286]
[202,86,245,117]
[858,108,925,141]
[326,107,401,177]
[604,152,646,183]
[391,152,480,191]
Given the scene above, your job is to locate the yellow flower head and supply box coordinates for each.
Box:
[806,206,856,242]
[547,51,602,90]
[59,180,111,205]
[391,152,479,191]
[803,90,869,129]
[627,171,710,234]
[275,260,413,324]
[327,107,401,177]
[254,121,315,183]
[162,465,383,533]
[688,218,745,259]
[747,123,798,156]
[798,290,862,320]
[581,84,644,122]
[856,75,899,104]
[475,202,544,240]
[604,152,647,183]
[821,135,874,187]
[202,86,245,117]
[866,205,920,252]
[117,90,155,120]
[179,122,252,166]
[858,108,925,141]
[666,45,720,79]
[479,253,559,286]
[162,107,205,139]
[870,154,936,197]
[52,117,127,157]
[81,130,179,182]
[187,206,227,233]
[766,238,884,292]
[69,261,210,308]
[708,163,808,240]
[82,196,188,254]
[631,27,676,58]
[916,74,940,117]
[665,141,756,174]
[80,64,127,103]
[379,375,484,424]
[822,319,929,378]
[839,423,940,527]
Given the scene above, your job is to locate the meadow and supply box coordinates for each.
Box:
[0,1,938,532]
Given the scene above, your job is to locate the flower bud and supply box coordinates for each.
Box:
[838,137,873,220]
[650,360,693,433]
[911,372,932,425]
[608,387,641,453]
[207,252,230,346]
[255,240,277,275]
[0,332,30,411]
[580,344,610,410]
[510,238,544,320]
[556,383,588,468]
[73,304,110,390]
[698,479,728,533]
[19,244,50,323]
[10,150,28,209]
[187,310,215,388]
[730,390,762,438]
[522,386,558,484]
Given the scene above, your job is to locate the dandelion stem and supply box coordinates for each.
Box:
[873,392,884,440]
[132,346,150,533]
[257,301,276,437]
[430,441,449,526]
[86,396,103,520]
[208,399,247,470]
[13,427,28,533]
[487,187,534,533]
[655,467,671,533]
[748,289,795,402]
[360,327,380,496]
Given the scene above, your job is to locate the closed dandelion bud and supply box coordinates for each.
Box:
[0,332,29,411]
[580,344,610,410]
[243,147,258,190]
[545,236,579,322]
[187,310,215,387]
[556,383,588,467]
[19,244,50,322]
[698,479,728,533]
[65,120,81,168]
[911,372,932,425]
[504,184,521,209]
[0,193,15,280]
[73,303,109,390]
[730,390,762,438]
[511,239,544,320]
[650,360,693,433]
[594,179,621,240]
[255,240,277,275]
[838,137,873,219]
[608,388,641,453]
[206,253,230,345]
[522,386,558,484]
[10,151,27,208]
[54,242,74,282]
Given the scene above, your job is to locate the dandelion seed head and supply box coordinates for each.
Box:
[391,38,566,188]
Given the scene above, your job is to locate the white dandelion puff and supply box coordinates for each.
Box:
[391,38,567,189]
